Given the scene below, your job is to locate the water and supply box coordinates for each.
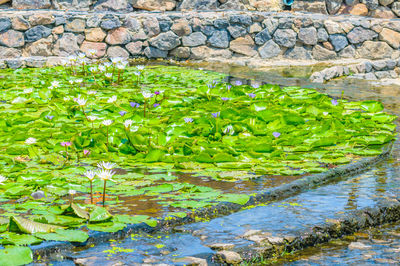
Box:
[32,64,400,265]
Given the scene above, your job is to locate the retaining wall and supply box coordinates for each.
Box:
[1,10,400,68]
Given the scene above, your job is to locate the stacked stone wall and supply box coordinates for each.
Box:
[294,0,400,18]
[1,10,400,67]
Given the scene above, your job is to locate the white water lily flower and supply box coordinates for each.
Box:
[12,97,26,104]
[97,161,117,170]
[87,116,97,122]
[87,90,97,95]
[51,81,60,88]
[88,49,97,57]
[96,169,115,181]
[74,97,87,107]
[64,96,70,102]
[89,67,97,73]
[142,91,153,99]
[0,175,7,185]
[105,73,112,78]
[76,79,83,83]
[69,189,76,195]
[124,119,133,128]
[323,112,329,116]
[25,137,37,145]
[24,88,33,94]
[224,125,234,135]
[102,120,113,126]
[136,65,145,70]
[84,170,97,181]
[107,95,117,103]
[68,55,77,63]
[77,52,86,59]
[98,65,106,72]
[116,63,126,70]
[104,62,112,68]
[111,57,123,65]
[69,80,74,85]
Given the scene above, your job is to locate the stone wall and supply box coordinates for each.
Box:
[294,0,400,18]
[1,10,400,68]
[0,0,283,12]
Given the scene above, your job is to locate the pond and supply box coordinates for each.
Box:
[0,57,396,264]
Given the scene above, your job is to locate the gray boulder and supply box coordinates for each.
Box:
[259,40,281,59]
[25,25,52,43]
[182,32,207,47]
[144,46,168,58]
[273,29,297,48]
[179,0,218,10]
[149,31,180,51]
[329,34,349,51]
[208,30,229,48]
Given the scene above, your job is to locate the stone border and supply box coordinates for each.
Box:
[310,58,400,83]
[29,141,393,261]
[221,195,400,265]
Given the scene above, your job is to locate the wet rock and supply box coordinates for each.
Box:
[312,45,337,60]
[317,28,329,42]
[273,29,297,48]
[144,46,168,58]
[149,31,180,51]
[53,33,79,56]
[25,25,52,43]
[85,28,106,42]
[324,20,343,35]
[284,46,312,60]
[171,19,192,37]
[375,258,398,264]
[242,229,262,238]
[0,17,11,33]
[0,46,21,57]
[182,32,207,47]
[0,30,24,48]
[379,28,400,49]
[258,40,281,59]
[215,251,242,264]
[105,27,131,45]
[190,46,232,60]
[126,41,143,55]
[229,35,257,57]
[80,41,107,58]
[208,30,229,48]
[326,0,342,14]
[65,19,86,33]
[12,0,51,9]
[29,14,54,26]
[348,241,372,249]
[131,0,176,11]
[254,28,271,46]
[107,46,129,58]
[227,25,247,39]
[349,3,369,16]
[347,27,378,44]
[93,0,132,12]
[207,243,235,251]
[175,256,207,266]
[339,45,356,58]
[310,72,324,83]
[31,190,45,199]
[170,47,190,59]
[142,18,160,37]
[179,0,218,10]
[329,34,349,51]
[6,59,24,69]
[298,27,317,45]
[357,41,393,59]
[23,36,53,56]
[11,16,29,31]
[100,16,121,31]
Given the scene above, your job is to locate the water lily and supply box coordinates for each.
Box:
[211,112,220,118]
[119,111,127,116]
[124,119,133,128]
[111,57,123,65]
[77,52,86,60]
[25,137,37,145]
[227,85,232,91]
[87,90,97,95]
[136,65,145,70]
[0,175,7,185]
[273,132,281,138]
[221,97,230,101]
[45,115,54,120]
[134,71,141,76]
[102,120,113,126]
[51,81,60,88]
[248,93,256,99]
[74,96,87,107]
[88,49,97,57]
[60,142,72,147]
[84,170,96,204]
[142,91,153,99]
[153,103,160,108]
[252,83,260,89]
[234,80,242,86]
[184,117,193,123]
[87,116,97,122]
[107,95,117,104]
[98,65,106,72]
[130,102,140,108]
[96,169,116,206]
[154,91,160,95]
[104,62,112,68]
[105,73,112,79]
[331,99,338,106]
[24,88,33,94]
[224,125,234,135]
[97,161,116,170]
[83,149,90,156]
[89,66,97,73]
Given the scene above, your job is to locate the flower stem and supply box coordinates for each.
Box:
[144,100,146,118]
[102,180,107,207]
[106,126,109,147]
[81,106,89,121]
[90,181,93,204]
